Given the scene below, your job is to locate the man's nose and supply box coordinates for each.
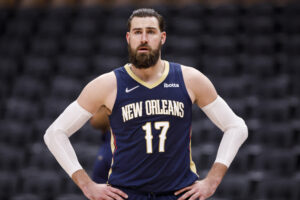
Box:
[141,32,148,43]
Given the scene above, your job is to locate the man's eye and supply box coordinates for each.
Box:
[135,31,142,34]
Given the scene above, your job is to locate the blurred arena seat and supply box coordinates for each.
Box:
[20,167,63,199]
[203,35,237,56]
[54,193,86,200]
[0,171,18,200]
[5,97,40,122]
[71,18,98,37]
[12,75,47,101]
[30,37,60,57]
[176,4,205,19]
[42,97,70,118]
[11,193,41,200]
[0,37,26,57]
[0,142,25,171]
[167,35,200,56]
[5,18,34,39]
[216,175,250,200]
[192,144,218,171]
[50,76,83,100]
[23,55,54,82]
[0,57,19,82]
[92,54,125,73]
[37,18,68,38]
[203,55,237,76]
[240,35,276,55]
[104,16,128,37]
[239,54,276,76]
[73,142,100,169]
[256,177,299,200]
[56,54,90,76]
[62,35,94,56]
[29,142,61,170]
[192,118,222,145]
[96,35,127,56]
[170,17,204,37]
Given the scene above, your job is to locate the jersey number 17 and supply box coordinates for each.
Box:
[142,121,170,154]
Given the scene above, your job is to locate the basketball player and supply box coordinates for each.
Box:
[44,8,248,200]
[90,107,112,184]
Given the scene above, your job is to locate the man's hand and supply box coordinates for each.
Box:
[175,179,217,200]
[175,163,227,200]
[82,183,128,200]
[72,170,128,200]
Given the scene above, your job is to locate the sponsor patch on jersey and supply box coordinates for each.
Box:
[164,83,179,88]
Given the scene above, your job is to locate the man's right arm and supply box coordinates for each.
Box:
[43,72,127,199]
[44,72,115,176]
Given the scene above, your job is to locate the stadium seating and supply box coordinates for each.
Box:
[0,172,18,200]
[0,142,25,171]
[20,167,63,199]
[12,75,47,101]
[5,97,40,122]
[256,177,300,200]
[23,55,54,80]
[54,193,86,200]
[11,193,41,200]
[0,2,299,199]
[0,57,19,83]
[216,175,250,200]
[29,142,61,170]
[0,120,34,146]
[49,76,82,100]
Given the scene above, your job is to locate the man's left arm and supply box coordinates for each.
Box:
[177,66,248,200]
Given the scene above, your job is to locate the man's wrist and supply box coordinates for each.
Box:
[72,169,94,190]
[205,162,227,188]
[205,174,222,188]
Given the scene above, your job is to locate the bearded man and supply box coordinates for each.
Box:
[44,8,248,200]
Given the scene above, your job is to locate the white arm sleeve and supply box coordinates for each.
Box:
[201,96,248,167]
[44,101,93,177]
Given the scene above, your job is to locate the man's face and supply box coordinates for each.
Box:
[126,17,166,69]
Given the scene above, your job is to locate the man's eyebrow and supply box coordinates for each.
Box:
[132,27,158,31]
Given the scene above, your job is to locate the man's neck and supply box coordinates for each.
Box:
[130,59,165,83]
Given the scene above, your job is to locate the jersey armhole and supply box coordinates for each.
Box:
[179,65,193,105]
[109,70,120,115]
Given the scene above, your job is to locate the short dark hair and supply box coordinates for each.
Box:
[127,8,165,32]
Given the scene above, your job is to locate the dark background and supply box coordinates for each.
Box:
[0,0,299,199]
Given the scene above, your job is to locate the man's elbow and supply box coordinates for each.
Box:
[44,126,53,146]
[237,117,248,142]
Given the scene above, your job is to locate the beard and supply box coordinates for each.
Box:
[128,42,161,69]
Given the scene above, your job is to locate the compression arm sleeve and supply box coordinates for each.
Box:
[44,101,93,177]
[201,96,248,167]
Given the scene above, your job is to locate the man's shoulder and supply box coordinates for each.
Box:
[181,65,203,77]
[94,71,116,81]
[88,71,117,90]
[180,65,213,87]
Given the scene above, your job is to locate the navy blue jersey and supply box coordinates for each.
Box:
[108,61,198,192]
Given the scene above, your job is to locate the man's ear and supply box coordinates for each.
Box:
[126,32,130,44]
[161,31,166,45]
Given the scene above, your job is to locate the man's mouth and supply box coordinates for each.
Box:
[138,46,150,52]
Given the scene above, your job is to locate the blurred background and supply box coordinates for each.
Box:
[0,0,299,199]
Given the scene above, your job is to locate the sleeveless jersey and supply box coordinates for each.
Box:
[108,61,198,192]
